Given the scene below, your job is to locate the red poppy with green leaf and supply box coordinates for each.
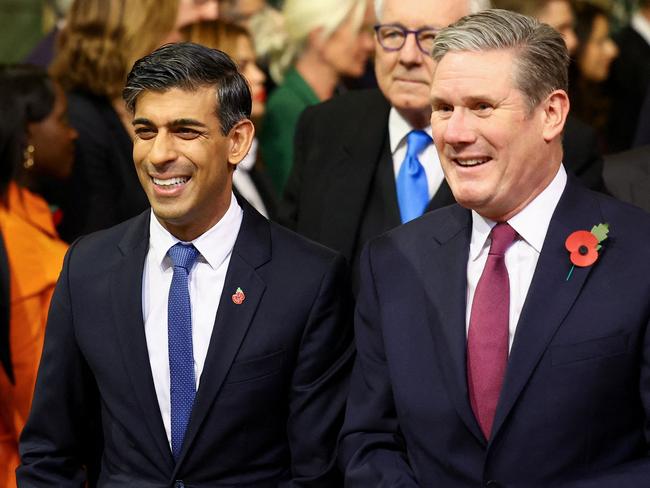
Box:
[564,223,609,281]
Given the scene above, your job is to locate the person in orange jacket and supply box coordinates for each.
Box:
[0,64,77,486]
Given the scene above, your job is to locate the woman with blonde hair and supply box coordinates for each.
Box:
[182,20,278,218]
[258,0,374,193]
[49,0,179,241]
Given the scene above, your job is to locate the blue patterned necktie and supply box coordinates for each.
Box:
[167,243,200,460]
[396,129,432,223]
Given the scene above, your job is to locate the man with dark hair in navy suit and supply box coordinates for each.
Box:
[18,42,353,487]
[340,10,650,487]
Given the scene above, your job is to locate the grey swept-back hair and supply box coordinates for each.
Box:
[123,42,251,135]
[431,9,569,112]
[374,0,488,21]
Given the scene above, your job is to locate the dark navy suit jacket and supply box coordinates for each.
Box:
[18,201,353,487]
[340,178,650,487]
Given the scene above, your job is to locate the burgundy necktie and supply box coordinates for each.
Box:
[467,222,517,439]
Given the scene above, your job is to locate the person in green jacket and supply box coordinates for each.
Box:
[259,0,374,194]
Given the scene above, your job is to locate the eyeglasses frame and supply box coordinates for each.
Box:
[373,24,439,55]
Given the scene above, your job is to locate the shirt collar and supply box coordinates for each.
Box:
[632,12,650,46]
[148,193,243,271]
[388,107,433,155]
[469,164,567,260]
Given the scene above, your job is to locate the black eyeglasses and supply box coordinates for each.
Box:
[374,24,439,55]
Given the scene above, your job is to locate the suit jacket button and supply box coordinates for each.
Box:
[485,481,502,488]
[174,481,185,488]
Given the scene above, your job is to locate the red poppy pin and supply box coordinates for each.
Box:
[232,287,245,305]
[564,223,609,281]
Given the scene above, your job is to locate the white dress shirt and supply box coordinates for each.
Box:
[465,165,567,350]
[389,107,445,199]
[142,194,243,446]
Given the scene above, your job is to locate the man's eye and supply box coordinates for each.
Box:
[134,128,156,139]
[433,104,453,113]
[176,128,201,139]
[474,103,492,112]
[382,28,404,39]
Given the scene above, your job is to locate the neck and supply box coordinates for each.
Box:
[15,169,40,196]
[295,50,339,101]
[397,106,432,130]
[161,186,233,242]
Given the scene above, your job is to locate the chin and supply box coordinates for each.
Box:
[391,94,429,113]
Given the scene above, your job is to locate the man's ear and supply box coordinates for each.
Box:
[227,119,255,166]
[541,89,570,143]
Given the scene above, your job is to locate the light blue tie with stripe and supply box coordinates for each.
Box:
[396,129,432,223]
[167,242,199,460]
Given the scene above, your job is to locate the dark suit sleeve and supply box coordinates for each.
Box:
[338,243,419,486]
[277,106,312,231]
[17,241,100,487]
[283,253,355,487]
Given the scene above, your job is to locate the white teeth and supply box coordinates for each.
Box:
[456,158,488,167]
[152,176,188,186]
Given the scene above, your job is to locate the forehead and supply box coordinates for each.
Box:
[381,0,469,29]
[134,86,218,120]
[431,49,518,99]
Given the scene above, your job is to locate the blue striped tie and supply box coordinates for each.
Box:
[167,243,199,460]
[396,130,432,223]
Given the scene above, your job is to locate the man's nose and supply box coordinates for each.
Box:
[398,32,424,66]
[443,109,477,145]
[148,133,178,165]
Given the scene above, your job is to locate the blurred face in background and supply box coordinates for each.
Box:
[28,84,78,181]
[537,0,578,56]
[166,0,220,42]
[321,1,375,78]
[578,14,618,82]
[220,0,266,26]
[374,0,468,125]
[235,34,267,119]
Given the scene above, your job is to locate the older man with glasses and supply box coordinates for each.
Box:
[280,0,486,294]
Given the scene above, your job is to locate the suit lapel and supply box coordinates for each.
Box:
[490,180,603,442]
[421,207,486,445]
[319,92,392,259]
[110,211,175,469]
[173,203,270,472]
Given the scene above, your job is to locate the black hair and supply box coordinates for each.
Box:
[0,64,56,199]
[123,42,252,135]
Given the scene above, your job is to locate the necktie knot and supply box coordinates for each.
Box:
[489,223,517,256]
[406,130,432,159]
[168,243,199,271]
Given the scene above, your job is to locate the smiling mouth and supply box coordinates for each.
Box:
[152,176,190,187]
[453,157,491,167]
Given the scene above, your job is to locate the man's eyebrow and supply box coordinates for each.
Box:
[131,118,209,128]
[169,118,208,129]
[382,22,437,30]
[132,117,152,126]
[430,95,448,105]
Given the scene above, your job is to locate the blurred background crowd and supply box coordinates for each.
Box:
[1,0,650,484]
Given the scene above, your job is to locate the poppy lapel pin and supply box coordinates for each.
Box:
[564,223,609,281]
[232,287,245,305]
